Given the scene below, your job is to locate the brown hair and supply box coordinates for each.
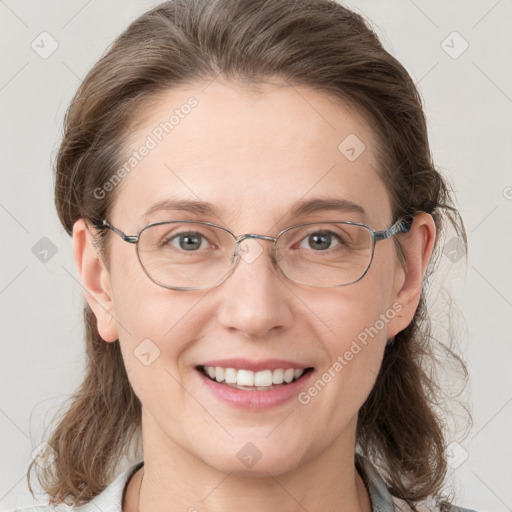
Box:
[28,0,469,507]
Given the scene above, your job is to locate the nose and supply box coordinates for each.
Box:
[215,237,294,340]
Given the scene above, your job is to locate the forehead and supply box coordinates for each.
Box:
[113,78,391,231]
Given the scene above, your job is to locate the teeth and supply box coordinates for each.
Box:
[283,369,295,383]
[203,366,307,387]
[215,367,225,383]
[224,367,237,384]
[254,369,272,387]
[273,368,284,384]
[237,369,254,386]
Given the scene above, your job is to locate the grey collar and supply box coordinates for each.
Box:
[356,453,396,512]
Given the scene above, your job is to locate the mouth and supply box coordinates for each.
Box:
[196,365,314,391]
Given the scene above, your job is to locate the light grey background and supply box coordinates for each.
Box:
[1,0,511,510]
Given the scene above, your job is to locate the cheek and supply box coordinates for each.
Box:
[108,258,194,379]
[113,289,196,415]
[296,254,398,418]
[109,249,175,336]
[311,261,397,352]
[332,253,399,372]
[317,285,389,384]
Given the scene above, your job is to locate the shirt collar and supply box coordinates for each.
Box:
[75,461,144,512]
[356,453,396,512]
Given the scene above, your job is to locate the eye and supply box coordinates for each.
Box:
[162,230,211,251]
[298,229,345,251]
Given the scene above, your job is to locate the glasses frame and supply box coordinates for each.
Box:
[100,215,414,291]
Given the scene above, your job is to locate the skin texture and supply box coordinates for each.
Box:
[73,79,436,512]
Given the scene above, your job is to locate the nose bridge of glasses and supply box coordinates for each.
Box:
[232,233,281,267]
[235,233,277,244]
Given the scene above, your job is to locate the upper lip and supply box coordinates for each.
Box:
[198,358,313,372]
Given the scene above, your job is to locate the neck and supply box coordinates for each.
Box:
[136,464,370,512]
[125,416,371,512]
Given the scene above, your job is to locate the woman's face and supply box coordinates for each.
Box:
[77,79,431,476]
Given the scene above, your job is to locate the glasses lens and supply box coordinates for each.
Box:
[137,222,235,289]
[276,222,373,287]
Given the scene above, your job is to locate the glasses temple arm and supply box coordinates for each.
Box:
[101,220,138,244]
[374,214,414,241]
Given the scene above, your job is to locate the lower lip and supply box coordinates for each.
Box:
[196,368,314,410]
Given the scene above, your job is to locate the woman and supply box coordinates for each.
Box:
[15,0,475,511]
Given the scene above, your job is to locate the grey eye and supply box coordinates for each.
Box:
[298,230,343,251]
[165,231,208,251]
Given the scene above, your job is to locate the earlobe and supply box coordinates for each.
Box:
[387,212,437,338]
[72,218,119,342]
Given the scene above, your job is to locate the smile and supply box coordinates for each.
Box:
[198,365,314,391]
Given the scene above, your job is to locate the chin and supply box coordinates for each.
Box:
[199,444,305,477]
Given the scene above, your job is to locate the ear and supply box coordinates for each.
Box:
[72,218,119,342]
[387,212,437,338]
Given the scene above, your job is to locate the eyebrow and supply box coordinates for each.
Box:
[141,197,368,223]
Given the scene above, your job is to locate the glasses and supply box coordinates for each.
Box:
[100,216,413,291]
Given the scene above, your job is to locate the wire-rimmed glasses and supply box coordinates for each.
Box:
[100,215,413,291]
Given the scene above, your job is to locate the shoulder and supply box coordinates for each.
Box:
[5,461,144,512]
[2,507,66,511]
[393,496,480,512]
[3,504,75,512]
[355,454,479,512]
